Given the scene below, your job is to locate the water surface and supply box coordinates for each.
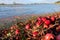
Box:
[0,4,60,18]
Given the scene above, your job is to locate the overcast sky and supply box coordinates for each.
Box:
[0,0,60,4]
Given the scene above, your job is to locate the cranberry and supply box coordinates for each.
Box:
[10,26,14,30]
[51,16,55,22]
[32,31,38,37]
[42,17,47,22]
[56,34,60,40]
[44,20,51,25]
[25,24,30,30]
[15,29,20,35]
[45,33,54,40]
[36,21,42,27]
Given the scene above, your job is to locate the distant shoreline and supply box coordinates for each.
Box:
[0,3,58,5]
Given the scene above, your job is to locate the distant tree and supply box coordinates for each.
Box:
[55,1,60,4]
[0,3,5,5]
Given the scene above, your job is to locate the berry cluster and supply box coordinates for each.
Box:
[0,14,60,40]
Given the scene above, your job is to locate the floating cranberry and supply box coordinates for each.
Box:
[10,26,14,30]
[15,29,20,35]
[42,17,47,22]
[45,33,54,40]
[51,16,55,22]
[44,20,51,25]
[32,31,38,37]
[25,24,30,30]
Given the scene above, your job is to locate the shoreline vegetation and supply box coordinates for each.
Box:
[0,1,60,5]
[55,1,60,4]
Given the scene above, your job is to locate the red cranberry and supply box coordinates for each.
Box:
[10,26,14,30]
[32,31,38,37]
[44,20,51,25]
[42,17,47,22]
[51,16,55,22]
[45,33,54,40]
[25,24,30,30]
[15,29,20,35]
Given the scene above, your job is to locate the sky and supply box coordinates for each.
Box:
[0,0,60,4]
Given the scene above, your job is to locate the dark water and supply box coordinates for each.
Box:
[0,4,60,18]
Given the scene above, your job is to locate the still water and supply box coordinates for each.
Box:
[0,4,60,18]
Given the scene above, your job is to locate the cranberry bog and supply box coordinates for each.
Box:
[0,12,60,40]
